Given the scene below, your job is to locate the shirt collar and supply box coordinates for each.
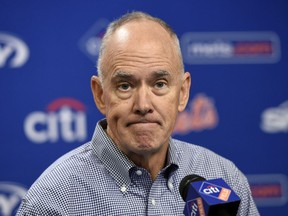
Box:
[91,119,134,189]
[91,119,180,188]
[162,139,180,179]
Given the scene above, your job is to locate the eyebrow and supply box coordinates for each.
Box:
[112,70,171,80]
[151,70,171,79]
[112,71,133,79]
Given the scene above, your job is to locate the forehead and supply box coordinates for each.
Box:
[113,20,172,45]
[102,20,180,77]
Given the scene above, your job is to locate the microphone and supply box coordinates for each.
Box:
[179,174,241,216]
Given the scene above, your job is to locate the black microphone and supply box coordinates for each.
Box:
[179,174,241,216]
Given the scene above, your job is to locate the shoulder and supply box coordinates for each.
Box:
[171,139,259,215]
[172,139,235,169]
[38,142,94,179]
[17,142,99,214]
[171,138,242,185]
[22,142,102,202]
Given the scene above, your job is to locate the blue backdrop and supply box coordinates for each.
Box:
[0,1,287,215]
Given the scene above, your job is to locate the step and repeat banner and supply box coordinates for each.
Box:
[0,1,287,215]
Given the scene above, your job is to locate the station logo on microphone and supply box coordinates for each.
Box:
[199,182,231,201]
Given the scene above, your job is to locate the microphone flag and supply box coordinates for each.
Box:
[183,178,241,216]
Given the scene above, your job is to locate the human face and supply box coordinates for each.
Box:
[91,20,190,159]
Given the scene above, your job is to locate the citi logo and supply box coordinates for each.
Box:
[200,182,231,201]
[0,182,27,216]
[187,198,205,216]
[202,185,220,194]
[0,32,29,68]
[24,98,87,144]
[181,31,281,64]
[190,201,198,216]
[260,100,288,133]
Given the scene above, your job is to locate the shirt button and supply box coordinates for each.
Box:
[168,181,174,191]
[151,198,156,206]
[120,185,127,193]
[136,170,142,176]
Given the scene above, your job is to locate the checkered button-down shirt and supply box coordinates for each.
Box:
[17,119,259,215]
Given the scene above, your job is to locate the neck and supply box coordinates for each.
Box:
[104,127,169,181]
[128,149,168,181]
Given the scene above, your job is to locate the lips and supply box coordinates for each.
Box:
[126,118,160,127]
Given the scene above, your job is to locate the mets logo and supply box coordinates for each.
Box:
[173,93,218,134]
[199,182,231,201]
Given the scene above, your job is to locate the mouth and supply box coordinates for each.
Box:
[126,119,160,127]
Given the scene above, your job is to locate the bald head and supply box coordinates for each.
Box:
[97,11,184,81]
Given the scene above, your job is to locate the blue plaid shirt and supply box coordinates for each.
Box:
[17,119,259,215]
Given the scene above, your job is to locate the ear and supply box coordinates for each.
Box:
[91,75,106,115]
[178,72,191,112]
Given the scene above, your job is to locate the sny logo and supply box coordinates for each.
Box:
[199,182,231,201]
[0,32,29,68]
[0,182,27,216]
[78,19,109,64]
[24,97,87,144]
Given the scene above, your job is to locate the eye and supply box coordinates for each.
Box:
[118,83,131,91]
[155,81,167,89]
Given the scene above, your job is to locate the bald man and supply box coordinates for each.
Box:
[17,12,259,216]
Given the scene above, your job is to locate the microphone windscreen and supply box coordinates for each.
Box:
[179,174,206,201]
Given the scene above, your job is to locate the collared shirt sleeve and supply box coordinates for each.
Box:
[230,165,260,216]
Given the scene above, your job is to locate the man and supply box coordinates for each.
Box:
[17,11,259,215]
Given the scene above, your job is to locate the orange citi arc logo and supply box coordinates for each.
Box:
[174,94,218,134]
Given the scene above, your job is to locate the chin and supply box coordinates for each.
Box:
[136,141,163,153]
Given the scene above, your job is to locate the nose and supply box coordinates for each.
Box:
[133,85,153,115]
